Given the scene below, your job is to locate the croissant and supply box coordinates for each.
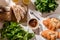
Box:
[43,18,60,31]
[41,30,60,40]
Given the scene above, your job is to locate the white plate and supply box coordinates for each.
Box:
[41,13,60,30]
[31,0,60,17]
[40,13,60,40]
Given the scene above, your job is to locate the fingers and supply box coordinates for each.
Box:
[11,5,26,22]
[17,5,25,19]
[17,5,26,14]
[11,5,21,22]
[19,8,24,19]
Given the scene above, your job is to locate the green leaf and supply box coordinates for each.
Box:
[24,32,28,40]
[41,0,48,3]
[49,3,55,7]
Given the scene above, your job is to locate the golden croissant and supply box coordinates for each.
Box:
[41,30,60,40]
[43,18,60,31]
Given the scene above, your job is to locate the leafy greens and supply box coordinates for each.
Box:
[34,0,58,13]
[0,21,34,40]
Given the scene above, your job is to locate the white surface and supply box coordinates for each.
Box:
[40,13,60,40]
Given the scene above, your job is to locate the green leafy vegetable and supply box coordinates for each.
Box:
[35,0,58,13]
[0,21,34,40]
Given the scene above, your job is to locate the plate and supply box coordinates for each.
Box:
[41,13,60,31]
[31,0,60,17]
[40,13,60,40]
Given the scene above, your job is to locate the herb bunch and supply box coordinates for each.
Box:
[0,21,34,40]
[35,0,58,13]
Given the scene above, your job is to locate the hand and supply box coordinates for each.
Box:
[11,5,27,22]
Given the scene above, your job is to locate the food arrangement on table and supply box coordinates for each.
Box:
[0,0,34,40]
[0,0,60,40]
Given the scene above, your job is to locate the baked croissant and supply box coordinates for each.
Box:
[43,18,60,31]
[41,30,60,40]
